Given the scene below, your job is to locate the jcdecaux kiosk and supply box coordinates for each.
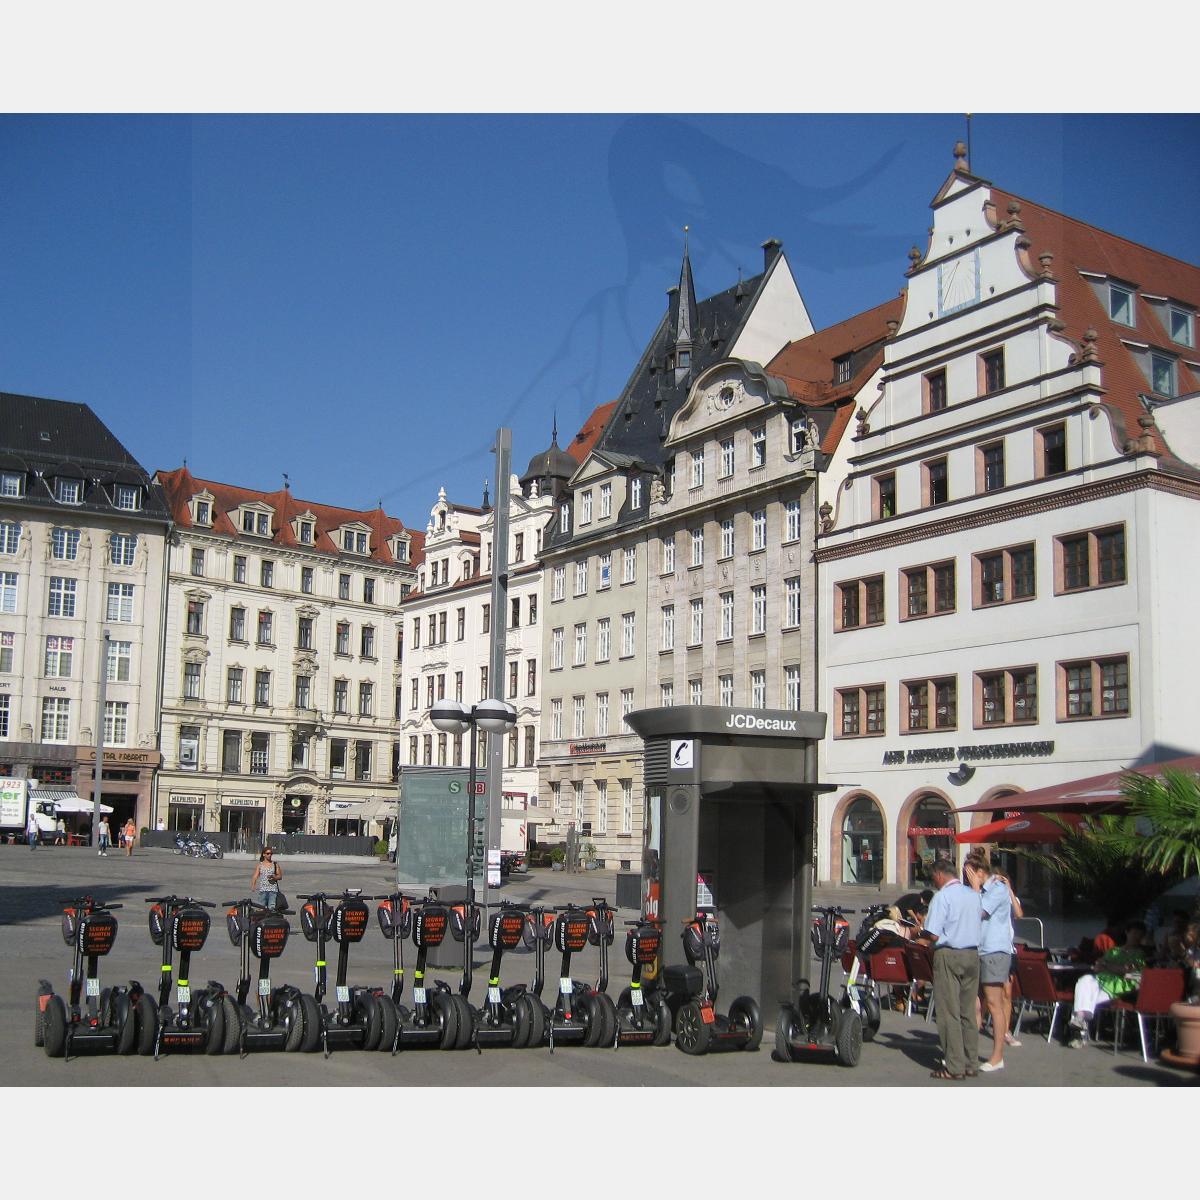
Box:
[625,705,830,1012]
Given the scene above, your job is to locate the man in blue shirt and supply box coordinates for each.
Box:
[914,857,982,1079]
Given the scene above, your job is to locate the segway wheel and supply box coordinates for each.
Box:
[375,995,399,1052]
[280,991,306,1053]
[773,1006,799,1063]
[511,996,531,1049]
[34,995,47,1047]
[576,993,602,1047]
[650,995,673,1047]
[430,989,460,1050]
[136,994,159,1056]
[199,992,225,1055]
[834,1007,863,1067]
[114,991,138,1055]
[674,999,713,1056]
[452,995,474,1050]
[861,991,881,1043]
[42,995,68,1058]
[356,993,383,1052]
[596,992,619,1048]
[729,995,763,1051]
[519,993,546,1049]
[298,994,323,1053]
[219,995,243,1055]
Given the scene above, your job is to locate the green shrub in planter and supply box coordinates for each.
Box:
[550,846,566,865]
[374,839,389,857]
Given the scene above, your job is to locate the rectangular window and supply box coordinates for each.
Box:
[689,679,702,706]
[836,685,884,737]
[1056,525,1126,593]
[690,528,703,568]
[574,560,588,596]
[750,670,766,708]
[981,348,1006,393]
[299,565,314,594]
[113,484,140,511]
[44,635,73,678]
[528,594,537,625]
[226,667,244,704]
[621,779,633,834]
[1150,353,1177,397]
[107,639,132,683]
[924,457,948,507]
[260,560,274,588]
[595,617,610,663]
[574,622,587,667]
[364,577,375,604]
[621,689,634,721]
[51,528,79,560]
[508,660,519,699]
[361,625,375,658]
[785,499,801,543]
[0,630,13,673]
[186,599,205,635]
[573,696,586,738]
[297,616,313,649]
[107,582,135,623]
[552,565,565,601]
[977,666,1038,726]
[1060,655,1130,719]
[925,368,948,413]
[661,536,675,574]
[873,474,896,520]
[0,521,21,555]
[333,679,349,713]
[249,732,270,775]
[719,674,733,706]
[599,552,611,590]
[835,575,884,631]
[720,592,733,640]
[751,509,767,551]
[621,613,635,658]
[622,546,636,584]
[1039,423,1067,476]
[0,694,7,737]
[550,699,562,741]
[333,740,351,779]
[255,669,271,706]
[336,621,350,655]
[524,725,536,767]
[784,664,801,710]
[750,585,766,636]
[661,605,675,652]
[720,438,735,478]
[551,627,564,670]
[599,482,612,518]
[359,682,374,717]
[720,518,734,560]
[222,729,242,773]
[183,661,201,700]
[0,471,23,498]
[55,477,81,504]
[41,697,70,742]
[660,681,674,707]
[690,449,705,489]
[230,607,246,642]
[785,577,802,628]
[751,426,766,468]
[903,560,955,619]
[1169,305,1194,347]
[257,611,273,645]
[232,554,246,584]
[581,490,593,525]
[595,692,609,737]
[979,441,1006,493]
[48,576,77,618]
[190,548,205,576]
[690,597,704,645]
[527,658,537,695]
[338,573,351,601]
[974,543,1036,607]
[479,665,488,700]
[904,676,958,732]
[295,675,312,709]
[1109,283,1134,326]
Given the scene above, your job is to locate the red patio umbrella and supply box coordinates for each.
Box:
[955,812,1086,844]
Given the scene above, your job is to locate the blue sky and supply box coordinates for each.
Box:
[2,113,1197,532]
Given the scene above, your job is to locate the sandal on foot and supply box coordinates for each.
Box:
[978,1061,1004,1072]
[1004,1034,1021,1047]
[963,1067,979,1077]
[930,1067,964,1080]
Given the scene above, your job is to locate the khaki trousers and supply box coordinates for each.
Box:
[932,947,980,1076]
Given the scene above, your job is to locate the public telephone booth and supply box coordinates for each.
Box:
[626,705,829,1015]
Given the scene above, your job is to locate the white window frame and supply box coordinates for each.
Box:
[750,669,766,708]
[751,426,766,468]
[0,522,20,555]
[720,592,733,640]
[113,484,140,511]
[107,639,132,683]
[690,449,705,489]
[785,499,801,543]
[574,559,588,596]
[580,490,593,525]
[719,674,734,706]
[104,700,129,746]
[660,681,674,707]
[785,576,802,628]
[596,779,608,835]
[689,679,703,706]
[44,635,73,678]
[751,584,767,635]
[574,623,587,667]
[550,698,563,740]
[1109,282,1134,326]
[107,582,135,623]
[41,697,70,742]
[784,664,802,710]
[596,617,611,662]
[551,627,564,670]
[690,528,703,568]
[719,438,735,479]
[573,695,586,738]
[660,605,674,652]
[55,477,82,505]
[598,552,611,590]
[752,509,767,551]
[552,565,565,601]
[622,546,636,584]
[1,571,17,613]
[0,471,22,498]
[599,482,612,518]
[689,597,703,646]
[661,536,675,574]
[1169,305,1194,347]
[595,692,609,737]
[621,779,633,834]
[48,576,77,618]
[621,612,635,658]
[720,518,734,560]
[109,533,137,566]
[51,528,79,560]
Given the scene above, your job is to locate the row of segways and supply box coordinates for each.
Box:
[36,891,765,1060]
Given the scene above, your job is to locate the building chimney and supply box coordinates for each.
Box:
[761,238,783,271]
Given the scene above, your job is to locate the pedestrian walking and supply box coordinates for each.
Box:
[98,817,112,856]
[911,857,982,1080]
[122,818,137,857]
[26,809,38,849]
[251,847,282,911]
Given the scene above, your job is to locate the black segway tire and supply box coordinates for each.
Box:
[729,995,763,1051]
[519,993,546,1048]
[650,995,673,1046]
[834,1007,863,1067]
[375,995,399,1052]
[861,991,881,1043]
[98,986,113,1028]
[511,995,531,1048]
[280,991,306,1053]
[34,996,46,1047]
[113,991,137,1055]
[355,993,383,1052]
[42,994,68,1058]
[220,994,243,1055]
[596,992,619,1048]
[430,989,460,1050]
[576,993,602,1047]
[452,995,474,1049]
[136,994,159,1056]
[298,994,323,1053]
[674,999,713,1056]
[198,991,224,1055]
[773,1005,798,1063]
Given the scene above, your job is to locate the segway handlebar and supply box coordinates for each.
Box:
[296,890,362,901]
[144,896,216,907]
[811,905,857,915]
[58,896,122,910]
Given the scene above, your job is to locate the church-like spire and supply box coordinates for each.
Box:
[672,226,698,386]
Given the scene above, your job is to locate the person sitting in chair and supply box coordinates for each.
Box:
[1067,921,1148,1048]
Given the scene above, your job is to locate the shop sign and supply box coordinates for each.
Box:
[82,748,162,766]
[908,826,955,837]
[170,793,205,806]
[569,741,606,756]
[223,797,263,808]
[883,740,1054,767]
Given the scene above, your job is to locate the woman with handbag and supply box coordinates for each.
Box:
[251,846,283,911]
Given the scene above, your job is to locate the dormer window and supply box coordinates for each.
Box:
[241,509,271,537]
[560,502,571,532]
[1,471,24,498]
[1169,306,1194,347]
[341,528,368,555]
[1109,283,1134,326]
[678,350,690,368]
[193,500,211,526]
[630,477,643,508]
[392,536,410,563]
[1150,353,1177,398]
[113,484,141,511]
[54,477,82,505]
[298,521,314,545]
[834,355,852,385]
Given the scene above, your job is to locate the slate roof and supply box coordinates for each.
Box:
[156,466,424,568]
[0,391,170,523]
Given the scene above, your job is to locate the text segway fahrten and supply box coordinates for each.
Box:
[37,896,145,1059]
[297,890,395,1055]
[663,907,763,1055]
[542,904,613,1052]
[144,895,236,1058]
[223,897,307,1055]
[382,895,471,1051]
[774,905,863,1067]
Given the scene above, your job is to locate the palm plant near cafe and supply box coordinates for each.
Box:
[1116,767,1200,918]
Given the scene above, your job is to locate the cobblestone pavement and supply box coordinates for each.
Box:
[2,847,1193,1087]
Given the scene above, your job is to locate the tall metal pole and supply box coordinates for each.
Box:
[92,630,110,847]
[463,707,478,996]
[486,429,512,866]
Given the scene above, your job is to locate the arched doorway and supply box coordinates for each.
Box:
[906,793,956,886]
[841,794,884,886]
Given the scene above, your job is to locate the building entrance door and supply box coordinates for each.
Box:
[220,806,264,853]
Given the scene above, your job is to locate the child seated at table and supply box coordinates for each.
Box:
[1067,921,1149,1048]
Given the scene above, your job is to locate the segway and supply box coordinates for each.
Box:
[223,897,307,1055]
[663,907,763,1055]
[774,905,863,1067]
[37,895,145,1059]
[384,894,471,1051]
[455,902,531,1051]
[297,890,396,1055]
[610,911,673,1048]
[842,904,910,1043]
[543,904,614,1052]
[144,894,236,1058]
[507,904,556,1048]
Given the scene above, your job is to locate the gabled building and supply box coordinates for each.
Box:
[155,467,420,845]
[537,238,816,867]
[816,143,1200,890]
[0,392,170,832]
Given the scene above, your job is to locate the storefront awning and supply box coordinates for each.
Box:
[954,754,1200,815]
[955,812,1085,844]
[33,786,113,814]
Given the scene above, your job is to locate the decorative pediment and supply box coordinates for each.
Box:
[667,362,788,445]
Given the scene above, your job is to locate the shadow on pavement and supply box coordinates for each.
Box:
[872,1027,942,1070]
[1112,1063,1199,1087]
[0,883,161,927]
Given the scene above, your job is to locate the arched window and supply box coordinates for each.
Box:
[906,794,955,886]
[841,795,883,886]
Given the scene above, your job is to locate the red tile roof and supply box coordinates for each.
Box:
[156,466,424,568]
[566,401,618,463]
[990,188,1200,459]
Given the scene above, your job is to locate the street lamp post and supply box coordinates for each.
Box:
[430,698,517,997]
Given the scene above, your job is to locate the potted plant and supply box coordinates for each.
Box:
[581,840,598,870]
[550,846,566,872]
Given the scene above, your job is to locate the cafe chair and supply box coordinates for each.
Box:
[869,946,912,1015]
[1013,956,1074,1043]
[903,942,936,1023]
[1107,968,1186,1062]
